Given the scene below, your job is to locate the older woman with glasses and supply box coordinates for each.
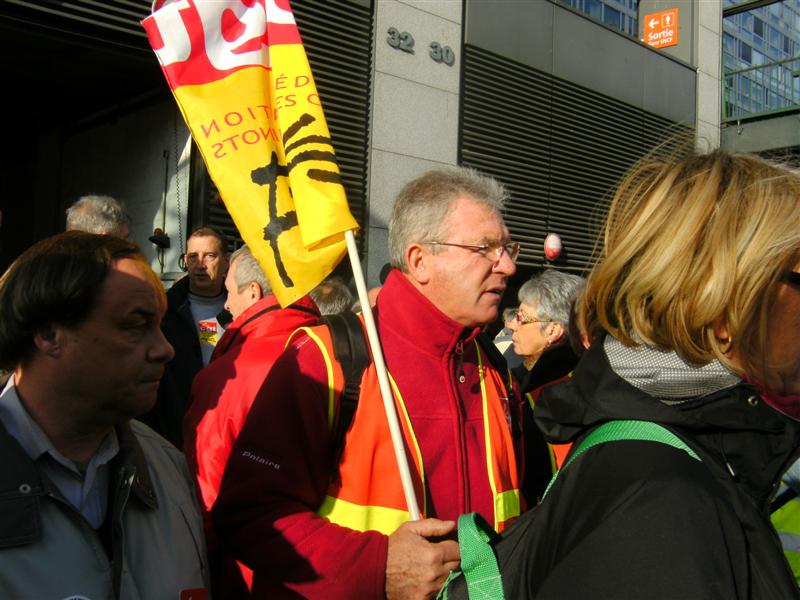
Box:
[510,269,586,393]
[486,149,800,600]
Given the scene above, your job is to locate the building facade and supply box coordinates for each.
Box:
[1,0,716,289]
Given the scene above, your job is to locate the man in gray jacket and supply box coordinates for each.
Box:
[0,231,209,599]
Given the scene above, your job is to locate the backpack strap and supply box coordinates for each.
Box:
[321,312,371,464]
[543,419,700,499]
[441,419,701,600]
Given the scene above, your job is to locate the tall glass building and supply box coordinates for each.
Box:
[722,0,800,119]
[556,0,640,37]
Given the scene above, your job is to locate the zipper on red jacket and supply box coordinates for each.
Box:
[453,339,469,513]
[455,341,466,384]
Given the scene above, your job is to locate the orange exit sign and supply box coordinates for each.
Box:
[644,8,679,49]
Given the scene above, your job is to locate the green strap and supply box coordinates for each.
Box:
[440,420,701,600]
[440,513,504,600]
[543,419,700,499]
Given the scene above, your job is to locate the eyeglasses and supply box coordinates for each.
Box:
[515,311,549,326]
[428,240,520,263]
[782,271,800,288]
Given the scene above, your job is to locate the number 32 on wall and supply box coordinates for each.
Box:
[386,27,456,67]
[387,27,415,53]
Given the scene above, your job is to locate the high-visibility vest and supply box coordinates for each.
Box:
[772,482,800,585]
[290,323,521,535]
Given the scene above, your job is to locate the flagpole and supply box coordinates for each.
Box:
[345,229,421,521]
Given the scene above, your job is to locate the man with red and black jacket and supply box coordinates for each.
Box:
[184,244,319,598]
[214,168,539,599]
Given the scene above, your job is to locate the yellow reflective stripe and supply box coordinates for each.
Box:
[387,373,427,517]
[476,341,501,530]
[291,327,336,431]
[317,495,410,535]
[773,495,800,535]
[495,488,520,524]
[526,391,535,410]
[547,443,558,474]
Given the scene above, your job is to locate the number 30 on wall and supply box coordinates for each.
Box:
[386,27,456,67]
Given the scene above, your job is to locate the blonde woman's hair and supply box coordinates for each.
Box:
[580,149,800,387]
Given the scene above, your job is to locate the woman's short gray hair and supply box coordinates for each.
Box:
[230,245,271,295]
[388,167,508,271]
[519,270,585,335]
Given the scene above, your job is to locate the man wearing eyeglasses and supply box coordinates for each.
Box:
[214,168,529,599]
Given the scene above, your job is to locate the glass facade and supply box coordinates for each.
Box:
[556,0,640,38]
[723,0,800,119]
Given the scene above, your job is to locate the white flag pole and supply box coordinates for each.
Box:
[344,229,421,520]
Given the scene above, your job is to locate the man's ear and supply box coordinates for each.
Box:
[33,324,64,358]
[405,244,431,285]
[251,281,264,301]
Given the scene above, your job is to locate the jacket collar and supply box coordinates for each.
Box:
[212,294,319,359]
[376,270,481,359]
[166,275,192,312]
[0,418,158,512]
[115,422,158,509]
[537,337,800,506]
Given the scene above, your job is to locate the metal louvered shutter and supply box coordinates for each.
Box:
[195,0,373,254]
[460,45,692,274]
[0,0,150,45]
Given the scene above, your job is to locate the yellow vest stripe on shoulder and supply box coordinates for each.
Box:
[288,326,336,431]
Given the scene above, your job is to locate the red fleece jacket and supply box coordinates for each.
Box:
[184,295,319,596]
[213,271,523,599]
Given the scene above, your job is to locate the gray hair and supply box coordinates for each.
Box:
[310,277,353,315]
[230,245,271,295]
[66,195,130,236]
[518,270,585,337]
[388,167,508,271]
[502,306,518,324]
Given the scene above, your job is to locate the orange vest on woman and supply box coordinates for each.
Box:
[289,323,521,534]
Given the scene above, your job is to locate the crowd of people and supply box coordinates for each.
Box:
[0,148,799,599]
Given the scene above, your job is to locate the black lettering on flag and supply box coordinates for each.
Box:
[251,152,295,287]
[249,113,344,288]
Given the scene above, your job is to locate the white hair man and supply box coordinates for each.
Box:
[66,194,131,238]
[214,167,529,598]
[183,245,319,597]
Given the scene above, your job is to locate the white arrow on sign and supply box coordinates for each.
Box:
[649,17,658,28]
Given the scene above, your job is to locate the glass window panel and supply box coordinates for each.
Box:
[585,0,602,20]
[603,6,622,29]
[753,17,764,38]
[740,43,752,64]
[723,32,735,55]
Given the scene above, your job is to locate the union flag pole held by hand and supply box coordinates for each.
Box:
[143,0,421,520]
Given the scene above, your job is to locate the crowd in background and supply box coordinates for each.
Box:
[1,147,800,599]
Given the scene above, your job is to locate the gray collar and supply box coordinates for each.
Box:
[604,336,741,401]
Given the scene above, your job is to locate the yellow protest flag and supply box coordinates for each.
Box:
[143,0,358,306]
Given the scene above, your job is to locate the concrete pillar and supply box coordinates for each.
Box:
[695,1,722,151]
[365,0,463,286]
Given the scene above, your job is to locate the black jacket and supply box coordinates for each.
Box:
[516,344,580,505]
[142,276,214,447]
[500,340,800,599]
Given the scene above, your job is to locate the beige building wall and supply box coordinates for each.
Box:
[365,0,463,286]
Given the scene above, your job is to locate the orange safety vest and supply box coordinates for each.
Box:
[288,323,521,535]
